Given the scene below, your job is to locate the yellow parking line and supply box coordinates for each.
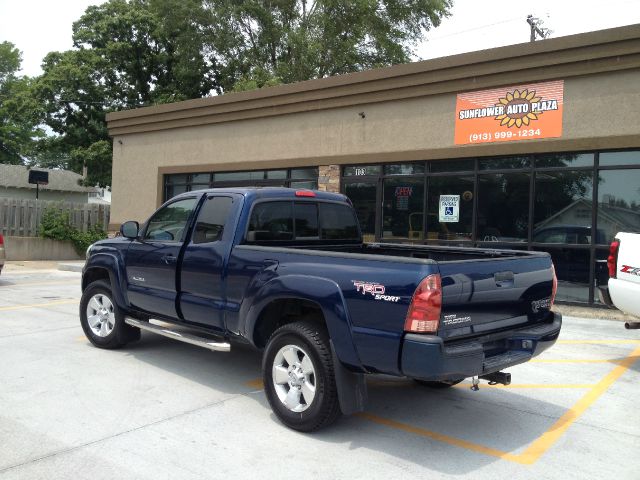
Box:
[0,299,78,311]
[248,345,639,465]
[515,345,640,464]
[246,378,264,389]
[357,412,523,463]
[558,340,640,344]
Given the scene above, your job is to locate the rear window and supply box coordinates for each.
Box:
[247,201,359,243]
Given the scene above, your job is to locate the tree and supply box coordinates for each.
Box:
[204,0,453,91]
[0,41,43,164]
[30,0,452,184]
[33,0,216,186]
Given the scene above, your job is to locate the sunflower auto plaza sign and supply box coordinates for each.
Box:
[454,80,563,145]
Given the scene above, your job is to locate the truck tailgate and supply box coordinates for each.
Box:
[437,253,554,340]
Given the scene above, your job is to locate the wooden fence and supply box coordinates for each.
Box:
[0,198,110,237]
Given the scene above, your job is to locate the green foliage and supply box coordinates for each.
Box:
[40,209,73,240]
[208,0,453,90]
[20,0,452,184]
[40,208,106,255]
[0,41,44,164]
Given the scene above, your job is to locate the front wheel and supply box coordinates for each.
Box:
[80,280,140,349]
[262,321,341,432]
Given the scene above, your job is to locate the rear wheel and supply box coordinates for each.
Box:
[414,378,464,388]
[80,280,140,349]
[262,320,341,432]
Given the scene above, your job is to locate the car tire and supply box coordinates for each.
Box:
[262,320,341,432]
[414,378,464,388]
[80,280,140,349]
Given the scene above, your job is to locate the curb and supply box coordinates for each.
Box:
[57,262,85,273]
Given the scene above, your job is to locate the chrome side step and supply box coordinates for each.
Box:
[125,317,231,352]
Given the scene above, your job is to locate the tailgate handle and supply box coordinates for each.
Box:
[494,271,514,287]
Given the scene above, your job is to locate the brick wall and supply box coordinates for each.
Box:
[317,165,341,193]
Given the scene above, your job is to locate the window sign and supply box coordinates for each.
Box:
[395,186,413,211]
[439,195,460,222]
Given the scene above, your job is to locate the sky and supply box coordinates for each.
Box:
[1,0,640,77]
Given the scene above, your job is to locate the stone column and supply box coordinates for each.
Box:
[317,165,341,193]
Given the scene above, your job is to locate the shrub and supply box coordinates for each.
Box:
[40,208,106,255]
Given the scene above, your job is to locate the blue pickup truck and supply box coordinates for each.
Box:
[81,187,561,431]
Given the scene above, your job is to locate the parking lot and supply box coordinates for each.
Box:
[1,265,639,480]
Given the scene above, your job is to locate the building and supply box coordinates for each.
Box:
[0,165,97,203]
[106,24,640,306]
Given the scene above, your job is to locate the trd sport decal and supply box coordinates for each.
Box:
[352,281,400,303]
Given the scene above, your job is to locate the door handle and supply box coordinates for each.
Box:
[161,254,177,265]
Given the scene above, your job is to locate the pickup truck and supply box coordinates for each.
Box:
[598,232,640,328]
[81,187,562,431]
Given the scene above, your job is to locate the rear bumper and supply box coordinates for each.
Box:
[400,312,562,381]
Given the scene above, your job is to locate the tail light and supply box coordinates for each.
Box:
[550,263,558,308]
[0,234,3,245]
[404,274,442,333]
[607,239,620,278]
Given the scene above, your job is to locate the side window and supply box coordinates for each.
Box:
[144,197,197,242]
[319,204,359,240]
[247,202,293,241]
[192,196,233,244]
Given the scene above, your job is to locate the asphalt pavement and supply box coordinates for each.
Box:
[0,265,639,479]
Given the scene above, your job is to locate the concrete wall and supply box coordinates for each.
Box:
[4,237,83,261]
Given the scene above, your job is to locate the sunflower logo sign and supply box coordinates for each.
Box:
[454,80,563,145]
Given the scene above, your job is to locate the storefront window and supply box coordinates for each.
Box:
[430,159,475,173]
[190,173,211,183]
[343,165,381,177]
[535,246,591,303]
[599,151,640,167]
[266,170,287,179]
[384,163,425,175]
[291,168,318,179]
[535,153,594,168]
[597,169,640,243]
[479,156,530,170]
[344,182,377,242]
[215,171,265,182]
[382,178,424,241]
[164,168,318,201]
[426,176,474,241]
[477,173,530,242]
[533,170,594,244]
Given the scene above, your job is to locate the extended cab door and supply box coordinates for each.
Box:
[125,196,199,319]
[179,194,238,332]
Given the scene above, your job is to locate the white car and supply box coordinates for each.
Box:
[598,232,640,328]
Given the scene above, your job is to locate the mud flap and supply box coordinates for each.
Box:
[330,340,368,415]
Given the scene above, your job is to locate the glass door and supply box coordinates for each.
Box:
[344,181,378,242]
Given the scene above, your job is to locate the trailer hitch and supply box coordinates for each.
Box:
[469,371,511,390]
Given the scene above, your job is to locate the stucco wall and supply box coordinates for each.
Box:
[110,69,640,226]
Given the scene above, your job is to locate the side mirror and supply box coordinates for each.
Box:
[120,221,139,239]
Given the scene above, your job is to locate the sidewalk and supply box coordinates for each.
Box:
[3,260,84,273]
